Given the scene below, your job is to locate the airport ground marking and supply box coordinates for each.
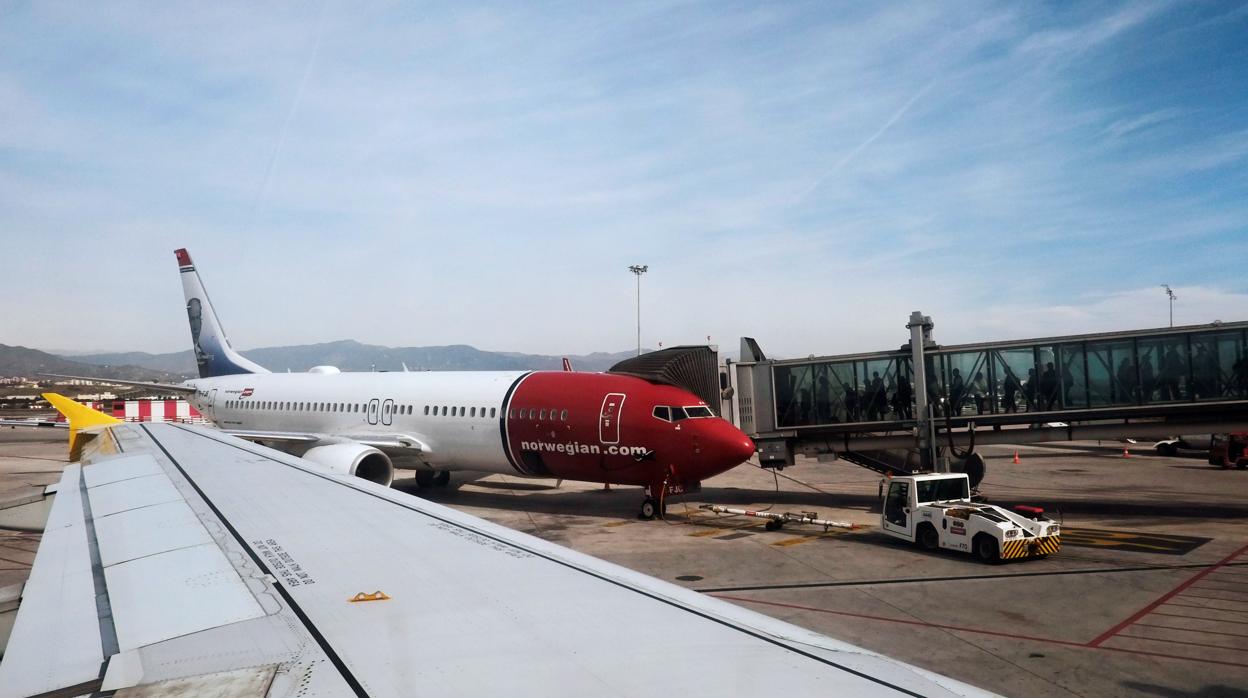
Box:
[712,594,1248,669]
[1162,601,1248,615]
[1134,622,1248,640]
[1113,632,1244,653]
[1087,541,1248,647]
[771,537,812,547]
[695,561,1248,594]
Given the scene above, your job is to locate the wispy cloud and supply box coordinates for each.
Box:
[0,1,1245,357]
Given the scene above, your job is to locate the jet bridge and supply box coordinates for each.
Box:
[723,313,1248,479]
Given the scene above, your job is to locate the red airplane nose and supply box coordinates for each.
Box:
[697,422,756,479]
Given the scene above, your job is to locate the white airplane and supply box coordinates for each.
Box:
[53,249,757,519]
[0,394,994,697]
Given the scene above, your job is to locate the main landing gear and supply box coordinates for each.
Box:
[415,470,451,488]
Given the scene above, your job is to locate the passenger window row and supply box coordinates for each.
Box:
[506,408,570,421]
[422,405,498,419]
[224,400,417,415]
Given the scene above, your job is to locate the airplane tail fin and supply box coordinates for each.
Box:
[42,393,122,461]
[175,248,269,378]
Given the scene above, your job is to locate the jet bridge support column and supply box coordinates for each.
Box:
[908,311,938,471]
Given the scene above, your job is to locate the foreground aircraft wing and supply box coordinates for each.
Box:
[0,405,993,697]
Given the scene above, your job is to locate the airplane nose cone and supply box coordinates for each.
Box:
[698,423,757,479]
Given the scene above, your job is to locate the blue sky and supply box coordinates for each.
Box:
[1,1,1246,357]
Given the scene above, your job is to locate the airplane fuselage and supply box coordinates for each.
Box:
[186,369,755,491]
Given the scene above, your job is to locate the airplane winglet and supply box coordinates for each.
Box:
[42,393,122,460]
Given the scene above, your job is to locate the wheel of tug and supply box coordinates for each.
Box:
[917,523,940,551]
[973,534,999,563]
[638,498,657,520]
[414,470,436,487]
[433,470,451,487]
[765,519,783,532]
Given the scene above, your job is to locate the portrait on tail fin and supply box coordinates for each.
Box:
[186,297,215,372]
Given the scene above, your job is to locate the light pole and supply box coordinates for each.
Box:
[628,265,648,356]
[1162,284,1176,327]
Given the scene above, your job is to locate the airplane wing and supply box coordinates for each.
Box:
[0,408,993,697]
[36,372,197,394]
[0,418,64,428]
[223,429,432,454]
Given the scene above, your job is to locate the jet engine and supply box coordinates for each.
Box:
[301,443,394,487]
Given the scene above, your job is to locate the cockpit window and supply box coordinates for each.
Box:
[684,406,713,418]
[670,407,688,421]
[652,406,671,421]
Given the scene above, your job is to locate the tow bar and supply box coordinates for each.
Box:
[698,505,858,532]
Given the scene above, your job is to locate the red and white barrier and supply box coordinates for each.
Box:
[57,399,209,424]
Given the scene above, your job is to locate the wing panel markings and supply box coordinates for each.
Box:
[104,543,265,651]
[94,499,215,568]
[138,424,371,698]
[87,473,183,518]
[0,466,106,698]
[82,454,164,488]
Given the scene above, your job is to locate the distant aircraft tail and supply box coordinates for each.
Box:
[175,248,269,378]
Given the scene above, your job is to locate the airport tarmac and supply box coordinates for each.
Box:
[3,429,1247,697]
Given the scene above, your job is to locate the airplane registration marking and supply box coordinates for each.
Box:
[252,538,316,586]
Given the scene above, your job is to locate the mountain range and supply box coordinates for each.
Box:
[0,341,646,380]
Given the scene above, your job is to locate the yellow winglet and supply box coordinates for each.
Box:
[42,393,122,461]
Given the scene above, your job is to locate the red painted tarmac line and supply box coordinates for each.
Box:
[713,594,1248,669]
[1115,633,1247,653]
[1135,622,1248,640]
[1164,601,1248,615]
[1191,584,1248,594]
[1088,542,1248,647]
[1179,592,1248,603]
[711,594,1087,647]
[1151,610,1248,625]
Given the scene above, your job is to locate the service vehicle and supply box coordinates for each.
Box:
[1208,432,1248,468]
[880,473,1061,562]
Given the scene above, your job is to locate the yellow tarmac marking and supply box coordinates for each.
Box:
[687,529,725,537]
[602,521,632,528]
[772,537,813,547]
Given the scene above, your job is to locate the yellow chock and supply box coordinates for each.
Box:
[348,591,391,603]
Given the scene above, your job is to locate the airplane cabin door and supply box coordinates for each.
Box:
[382,399,394,426]
[367,398,380,425]
[206,389,217,422]
[599,393,625,444]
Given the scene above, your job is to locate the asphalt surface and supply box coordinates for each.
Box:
[3,429,1247,696]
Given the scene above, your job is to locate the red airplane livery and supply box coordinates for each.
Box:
[91,249,756,519]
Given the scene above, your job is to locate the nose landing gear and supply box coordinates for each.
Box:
[638,496,667,520]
